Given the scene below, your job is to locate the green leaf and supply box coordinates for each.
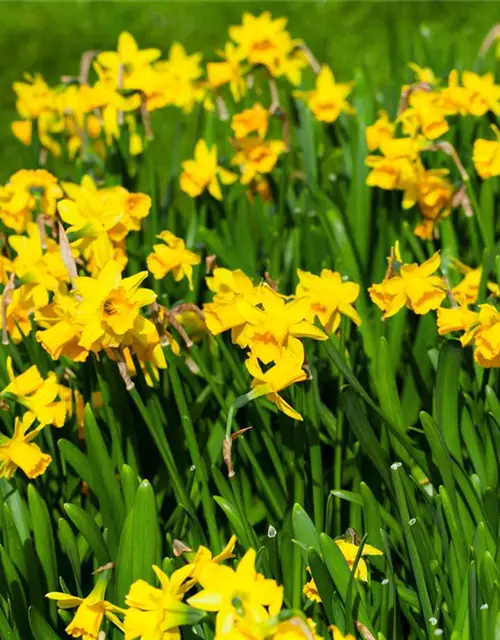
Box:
[83,404,125,556]
[292,503,320,554]
[57,518,81,596]
[433,340,463,465]
[27,485,58,604]
[57,439,93,486]
[63,503,110,567]
[28,607,61,640]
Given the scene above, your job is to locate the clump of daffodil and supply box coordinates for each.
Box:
[1,357,67,427]
[0,169,62,233]
[187,548,283,635]
[295,65,354,123]
[368,242,446,318]
[295,269,361,333]
[180,140,237,200]
[47,570,124,638]
[124,564,204,639]
[147,230,201,290]
[0,413,51,480]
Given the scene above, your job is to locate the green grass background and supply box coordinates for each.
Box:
[0,1,498,183]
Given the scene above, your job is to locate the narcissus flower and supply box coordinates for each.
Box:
[0,169,62,232]
[295,65,354,123]
[96,31,161,90]
[231,104,269,139]
[366,110,394,152]
[450,262,500,305]
[469,304,500,367]
[369,243,446,318]
[461,71,500,116]
[336,539,383,582]
[409,168,454,240]
[124,564,203,639]
[180,140,237,200]
[365,137,421,194]
[203,268,261,337]
[47,573,124,638]
[232,137,286,184]
[73,260,157,351]
[0,413,51,479]
[437,305,479,343]
[207,42,247,102]
[188,548,283,635]
[0,284,36,344]
[245,352,307,421]
[236,285,326,363]
[229,12,304,83]
[330,626,356,640]
[399,90,449,140]
[1,358,66,427]
[147,230,201,289]
[296,269,361,333]
[185,535,237,588]
[473,125,500,179]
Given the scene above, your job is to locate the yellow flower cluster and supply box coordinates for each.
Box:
[45,537,354,640]
[365,65,500,239]
[12,14,353,170]
[203,267,361,420]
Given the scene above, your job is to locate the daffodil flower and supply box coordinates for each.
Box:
[147,230,201,289]
[295,65,354,123]
[180,140,237,200]
[47,573,124,638]
[187,548,283,635]
[0,413,51,479]
[245,351,307,421]
[369,244,446,318]
[124,564,203,639]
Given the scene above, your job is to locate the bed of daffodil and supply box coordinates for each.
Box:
[3,10,500,640]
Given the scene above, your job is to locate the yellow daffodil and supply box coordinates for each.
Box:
[96,31,161,90]
[185,535,237,589]
[0,284,38,344]
[47,574,124,638]
[450,262,499,305]
[231,103,269,139]
[365,137,421,194]
[407,62,437,86]
[236,284,326,363]
[0,413,51,480]
[296,269,361,333]
[335,538,383,582]
[245,352,307,421]
[147,230,201,289]
[207,42,247,102]
[35,287,89,362]
[9,222,70,304]
[302,568,321,603]
[369,244,446,318]
[0,169,62,233]
[436,305,479,344]
[73,259,156,352]
[1,358,66,427]
[57,183,124,273]
[462,71,500,116]
[188,548,283,635]
[399,90,449,140]
[124,564,202,639]
[473,125,500,179]
[470,304,500,367]
[0,255,13,286]
[366,110,394,152]
[407,168,454,240]
[229,12,301,82]
[180,140,237,200]
[232,137,286,184]
[295,65,354,123]
[440,69,472,115]
[330,625,356,640]
[203,268,261,337]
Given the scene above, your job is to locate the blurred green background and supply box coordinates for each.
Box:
[1,1,498,182]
